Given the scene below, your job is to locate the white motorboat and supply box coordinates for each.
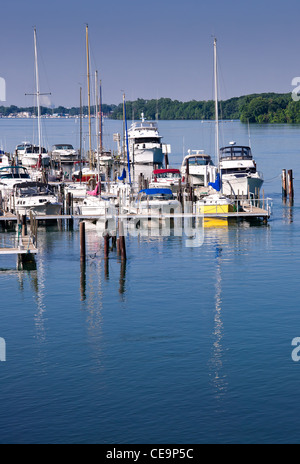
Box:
[13,182,62,216]
[181,151,217,187]
[219,143,264,197]
[51,144,79,163]
[128,188,181,216]
[97,150,114,166]
[0,151,11,172]
[21,145,51,168]
[0,166,31,198]
[16,142,32,163]
[149,168,182,193]
[127,114,164,165]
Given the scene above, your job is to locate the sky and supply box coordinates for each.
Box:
[1,0,300,107]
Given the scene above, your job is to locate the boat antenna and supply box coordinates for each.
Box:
[248,119,252,148]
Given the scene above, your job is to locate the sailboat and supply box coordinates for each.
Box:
[196,38,235,217]
[23,28,51,169]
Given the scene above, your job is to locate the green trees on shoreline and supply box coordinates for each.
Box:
[1,93,300,123]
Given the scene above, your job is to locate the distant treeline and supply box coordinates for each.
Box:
[1,93,300,123]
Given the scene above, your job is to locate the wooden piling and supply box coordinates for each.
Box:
[104,233,110,260]
[282,169,287,199]
[80,221,86,262]
[288,170,294,200]
[119,220,127,261]
[22,215,27,237]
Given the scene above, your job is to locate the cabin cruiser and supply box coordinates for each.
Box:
[21,145,51,168]
[196,193,235,214]
[0,166,31,197]
[181,151,217,187]
[0,151,11,172]
[127,114,164,165]
[96,150,114,167]
[15,142,32,163]
[51,144,79,163]
[219,143,264,197]
[149,169,182,193]
[128,188,181,215]
[13,182,62,216]
[72,166,104,183]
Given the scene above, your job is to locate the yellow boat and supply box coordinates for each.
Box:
[196,193,235,215]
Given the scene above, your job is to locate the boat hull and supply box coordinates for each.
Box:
[196,204,235,214]
[15,203,62,217]
[22,155,51,168]
[131,147,164,165]
[221,174,264,197]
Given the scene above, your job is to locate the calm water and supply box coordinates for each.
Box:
[0,119,300,444]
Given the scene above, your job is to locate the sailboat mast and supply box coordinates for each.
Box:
[95,70,99,154]
[86,25,93,167]
[214,37,220,169]
[99,80,103,154]
[34,28,41,155]
[80,86,83,181]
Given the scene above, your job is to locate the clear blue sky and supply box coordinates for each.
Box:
[1,0,300,107]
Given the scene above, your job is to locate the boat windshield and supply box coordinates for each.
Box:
[0,167,30,179]
[187,157,213,166]
[155,172,181,179]
[53,145,74,150]
[16,183,54,196]
[142,193,174,201]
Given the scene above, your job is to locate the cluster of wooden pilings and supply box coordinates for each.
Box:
[282,169,294,203]
[79,219,127,263]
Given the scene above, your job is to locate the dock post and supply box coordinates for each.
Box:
[119,220,127,261]
[104,233,110,260]
[22,215,27,237]
[282,169,287,199]
[80,221,86,262]
[288,170,294,201]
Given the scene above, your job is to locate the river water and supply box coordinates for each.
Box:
[0,118,300,444]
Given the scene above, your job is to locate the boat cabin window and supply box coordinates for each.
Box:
[221,167,257,175]
[134,138,161,145]
[220,146,252,160]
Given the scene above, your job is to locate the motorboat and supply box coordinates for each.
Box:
[13,182,62,216]
[181,151,217,187]
[97,150,114,166]
[149,168,182,193]
[21,145,51,168]
[51,144,79,163]
[72,166,105,183]
[128,188,181,215]
[0,151,11,172]
[0,166,31,197]
[219,143,264,197]
[196,192,235,214]
[15,142,32,163]
[127,114,164,165]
